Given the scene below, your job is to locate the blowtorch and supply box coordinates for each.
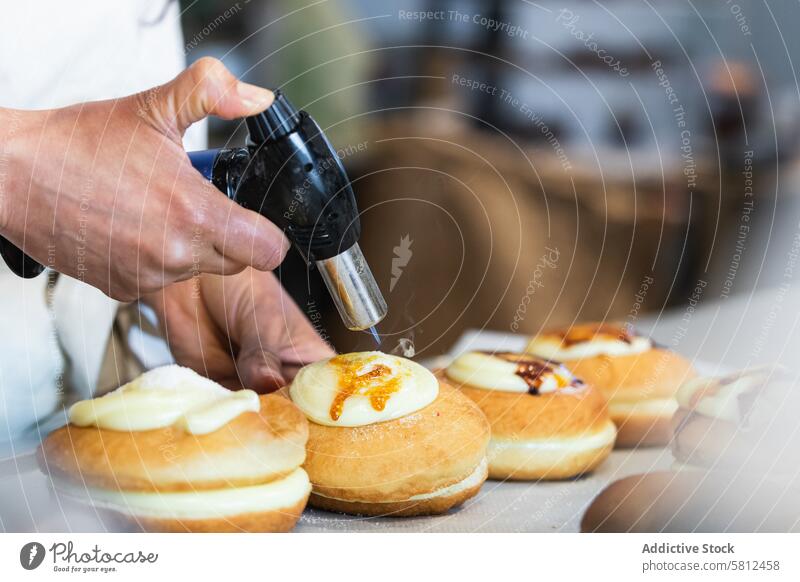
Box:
[0,91,387,334]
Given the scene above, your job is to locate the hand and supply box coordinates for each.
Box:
[0,57,289,301]
[142,269,334,392]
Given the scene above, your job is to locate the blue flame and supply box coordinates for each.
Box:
[367,326,381,346]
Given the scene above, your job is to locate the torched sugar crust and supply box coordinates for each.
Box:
[289,352,439,427]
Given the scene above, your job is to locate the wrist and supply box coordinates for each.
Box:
[0,107,41,237]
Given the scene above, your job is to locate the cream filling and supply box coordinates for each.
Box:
[289,352,438,427]
[489,420,617,454]
[444,351,575,394]
[312,458,488,504]
[408,457,487,501]
[56,468,311,520]
[676,374,763,422]
[526,335,652,360]
[607,398,678,418]
[69,365,259,435]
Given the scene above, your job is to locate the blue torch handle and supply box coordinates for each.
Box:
[188,148,222,181]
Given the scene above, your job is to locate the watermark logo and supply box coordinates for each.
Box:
[390,234,413,292]
[510,247,560,332]
[556,9,629,77]
[20,542,46,570]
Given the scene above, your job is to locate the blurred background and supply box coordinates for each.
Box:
[179,0,800,359]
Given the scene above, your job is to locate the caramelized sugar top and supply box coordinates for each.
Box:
[328,354,402,420]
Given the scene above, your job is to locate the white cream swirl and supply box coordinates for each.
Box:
[445,351,579,394]
[289,352,438,427]
[69,365,260,435]
[526,323,652,360]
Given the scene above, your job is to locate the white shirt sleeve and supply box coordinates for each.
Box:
[0,0,203,439]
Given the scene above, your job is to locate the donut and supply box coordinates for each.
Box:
[582,470,800,532]
[38,365,311,532]
[526,322,696,447]
[286,352,490,516]
[672,366,799,472]
[443,351,615,480]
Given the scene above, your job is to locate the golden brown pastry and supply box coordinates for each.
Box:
[286,352,490,516]
[39,365,311,532]
[443,351,615,480]
[526,322,696,447]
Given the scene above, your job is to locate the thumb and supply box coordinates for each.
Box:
[149,56,274,136]
[237,347,286,394]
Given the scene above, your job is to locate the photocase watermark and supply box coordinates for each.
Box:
[306,298,332,346]
[20,541,158,574]
[398,9,530,39]
[0,110,66,396]
[678,279,707,333]
[20,542,46,570]
[556,9,629,77]
[720,149,754,299]
[136,2,254,117]
[725,0,752,37]
[628,273,655,326]
[190,179,215,299]
[504,90,572,172]
[0,109,22,213]
[641,278,707,396]
[453,73,574,172]
[136,86,161,120]
[390,234,413,292]
[284,141,369,222]
[510,247,560,332]
[451,73,499,96]
[577,273,655,384]
[158,426,181,464]
[75,176,93,283]
[749,219,800,360]
[183,1,250,55]
[652,60,696,191]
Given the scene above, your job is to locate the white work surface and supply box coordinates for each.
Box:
[3,285,795,533]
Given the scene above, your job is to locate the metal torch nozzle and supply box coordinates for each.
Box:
[316,243,387,331]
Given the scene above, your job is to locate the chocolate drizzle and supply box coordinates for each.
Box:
[479,351,581,394]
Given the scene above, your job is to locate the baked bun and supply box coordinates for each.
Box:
[287,352,490,516]
[39,365,311,532]
[582,471,800,532]
[672,366,800,473]
[443,351,615,480]
[526,322,696,447]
